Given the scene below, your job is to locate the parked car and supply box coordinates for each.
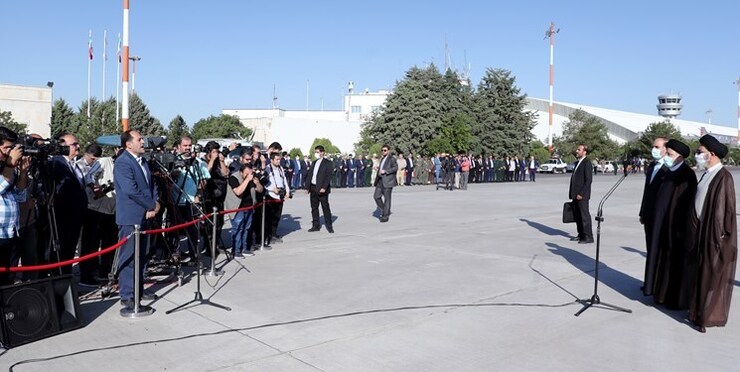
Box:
[538,158,568,173]
[596,161,616,173]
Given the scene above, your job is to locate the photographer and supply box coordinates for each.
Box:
[203,141,229,253]
[0,127,30,285]
[263,152,290,245]
[49,134,87,275]
[226,162,263,258]
[170,135,211,260]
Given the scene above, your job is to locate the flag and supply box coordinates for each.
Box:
[103,30,107,61]
[88,30,93,60]
[117,33,122,63]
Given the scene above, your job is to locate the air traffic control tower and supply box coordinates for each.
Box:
[657,94,683,119]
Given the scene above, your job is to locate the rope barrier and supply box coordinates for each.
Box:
[0,198,286,273]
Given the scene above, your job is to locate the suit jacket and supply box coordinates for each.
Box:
[114,150,158,226]
[301,160,311,176]
[305,157,333,193]
[639,161,666,222]
[569,157,593,200]
[374,155,398,188]
[49,155,88,214]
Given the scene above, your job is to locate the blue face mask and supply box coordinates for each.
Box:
[663,155,676,168]
[651,148,663,160]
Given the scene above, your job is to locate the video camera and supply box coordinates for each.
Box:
[19,135,69,158]
[144,137,179,172]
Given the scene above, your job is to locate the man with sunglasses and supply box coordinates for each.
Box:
[49,133,88,276]
[374,145,398,223]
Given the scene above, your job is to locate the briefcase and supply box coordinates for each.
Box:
[562,202,575,223]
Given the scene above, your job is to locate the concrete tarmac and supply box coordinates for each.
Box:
[1,170,738,371]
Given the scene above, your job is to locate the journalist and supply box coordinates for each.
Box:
[204,141,229,253]
[49,134,87,275]
[225,162,263,258]
[171,135,210,260]
[264,152,290,245]
[0,127,30,285]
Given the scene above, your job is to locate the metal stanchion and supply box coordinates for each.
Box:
[121,225,154,318]
[257,201,267,251]
[205,206,223,277]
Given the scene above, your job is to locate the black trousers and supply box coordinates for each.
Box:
[572,199,593,240]
[309,185,332,228]
[54,207,84,276]
[80,210,118,282]
[0,237,16,286]
[265,195,283,240]
[374,183,393,217]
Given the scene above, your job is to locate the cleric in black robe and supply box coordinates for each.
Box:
[689,135,737,332]
[639,137,668,296]
[650,139,697,309]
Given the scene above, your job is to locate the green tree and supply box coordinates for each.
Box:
[288,147,303,158]
[555,109,619,161]
[129,93,164,137]
[528,141,551,164]
[473,68,535,158]
[0,110,27,135]
[309,138,340,159]
[191,114,251,142]
[51,98,75,138]
[69,98,119,146]
[363,65,446,154]
[635,120,684,157]
[166,115,190,144]
[427,113,473,154]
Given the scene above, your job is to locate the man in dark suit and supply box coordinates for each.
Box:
[639,137,667,295]
[374,145,398,223]
[301,155,311,188]
[405,153,414,186]
[568,144,594,244]
[306,145,334,233]
[49,133,87,275]
[114,130,159,309]
[355,155,365,188]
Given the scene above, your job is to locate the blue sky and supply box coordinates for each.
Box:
[2,1,738,129]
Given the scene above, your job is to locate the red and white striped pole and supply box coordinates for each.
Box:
[545,22,559,153]
[121,0,130,132]
[736,77,740,145]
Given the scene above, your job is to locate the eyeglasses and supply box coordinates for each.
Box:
[382,149,389,152]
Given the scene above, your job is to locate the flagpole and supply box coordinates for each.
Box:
[87,29,92,119]
[102,30,107,100]
[122,0,130,132]
[116,32,121,125]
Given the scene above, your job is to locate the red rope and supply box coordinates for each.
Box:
[0,236,130,273]
[1,198,287,272]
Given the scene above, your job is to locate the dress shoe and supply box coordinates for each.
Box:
[570,237,581,241]
[308,227,320,232]
[578,238,595,244]
[141,291,158,301]
[380,217,389,223]
[326,227,334,233]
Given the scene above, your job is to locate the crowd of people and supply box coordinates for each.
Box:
[0,124,735,326]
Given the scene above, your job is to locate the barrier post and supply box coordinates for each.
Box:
[205,206,223,277]
[121,225,154,318]
[258,201,266,251]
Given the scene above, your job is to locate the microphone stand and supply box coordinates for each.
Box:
[575,172,633,317]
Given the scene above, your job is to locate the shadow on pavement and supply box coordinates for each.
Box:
[279,214,302,236]
[620,246,646,258]
[545,242,691,325]
[520,219,571,238]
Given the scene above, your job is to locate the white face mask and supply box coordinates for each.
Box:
[663,155,676,168]
[651,147,663,160]
[695,153,709,168]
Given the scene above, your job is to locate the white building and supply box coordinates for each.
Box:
[0,83,52,138]
[224,88,389,154]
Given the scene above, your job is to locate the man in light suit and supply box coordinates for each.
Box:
[114,130,160,309]
[374,145,398,223]
[568,144,594,244]
[306,145,334,233]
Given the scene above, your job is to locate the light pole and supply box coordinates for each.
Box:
[544,22,560,154]
[129,55,141,94]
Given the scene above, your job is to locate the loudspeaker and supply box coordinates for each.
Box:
[0,275,83,348]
